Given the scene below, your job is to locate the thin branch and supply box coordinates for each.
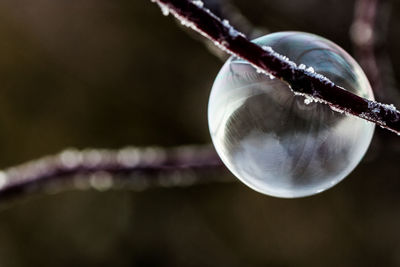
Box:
[182,0,268,60]
[351,0,381,94]
[203,0,268,38]
[0,146,226,201]
[351,0,400,107]
[152,0,400,135]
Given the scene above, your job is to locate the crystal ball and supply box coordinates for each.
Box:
[208,31,375,198]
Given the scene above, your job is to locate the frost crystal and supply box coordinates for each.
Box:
[304,97,312,105]
[255,67,264,74]
[297,64,315,74]
[160,5,169,16]
[222,19,244,38]
[153,0,170,16]
[309,72,334,87]
[367,100,398,123]
[298,64,306,70]
[151,0,170,16]
[290,61,332,86]
[306,66,315,73]
[294,91,328,106]
[222,19,230,26]
[261,45,297,68]
[180,17,194,27]
[368,101,381,114]
[302,94,325,105]
[0,171,7,188]
[261,45,273,52]
[330,105,345,114]
[381,103,398,112]
[253,66,275,80]
[192,0,204,7]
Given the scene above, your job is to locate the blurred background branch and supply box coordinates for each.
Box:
[0,145,226,201]
[351,0,400,108]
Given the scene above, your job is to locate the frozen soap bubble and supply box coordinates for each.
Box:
[208,31,375,198]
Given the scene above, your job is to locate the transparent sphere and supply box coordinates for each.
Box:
[208,31,375,198]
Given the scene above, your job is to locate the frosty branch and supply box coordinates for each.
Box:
[152,0,400,135]
[0,146,225,201]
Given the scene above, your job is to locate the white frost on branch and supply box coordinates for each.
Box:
[192,0,204,8]
[0,171,7,189]
[261,45,297,69]
[150,0,400,132]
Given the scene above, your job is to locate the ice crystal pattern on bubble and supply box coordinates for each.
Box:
[208,32,375,198]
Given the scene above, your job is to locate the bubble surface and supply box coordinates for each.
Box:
[208,32,375,198]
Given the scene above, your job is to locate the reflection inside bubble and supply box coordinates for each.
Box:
[208,32,375,198]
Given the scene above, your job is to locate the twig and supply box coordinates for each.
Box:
[351,0,400,108]
[203,0,267,37]
[152,0,400,135]
[351,0,381,94]
[0,146,226,200]
[182,0,267,60]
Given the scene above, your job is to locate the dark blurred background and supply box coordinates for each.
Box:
[0,0,399,266]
